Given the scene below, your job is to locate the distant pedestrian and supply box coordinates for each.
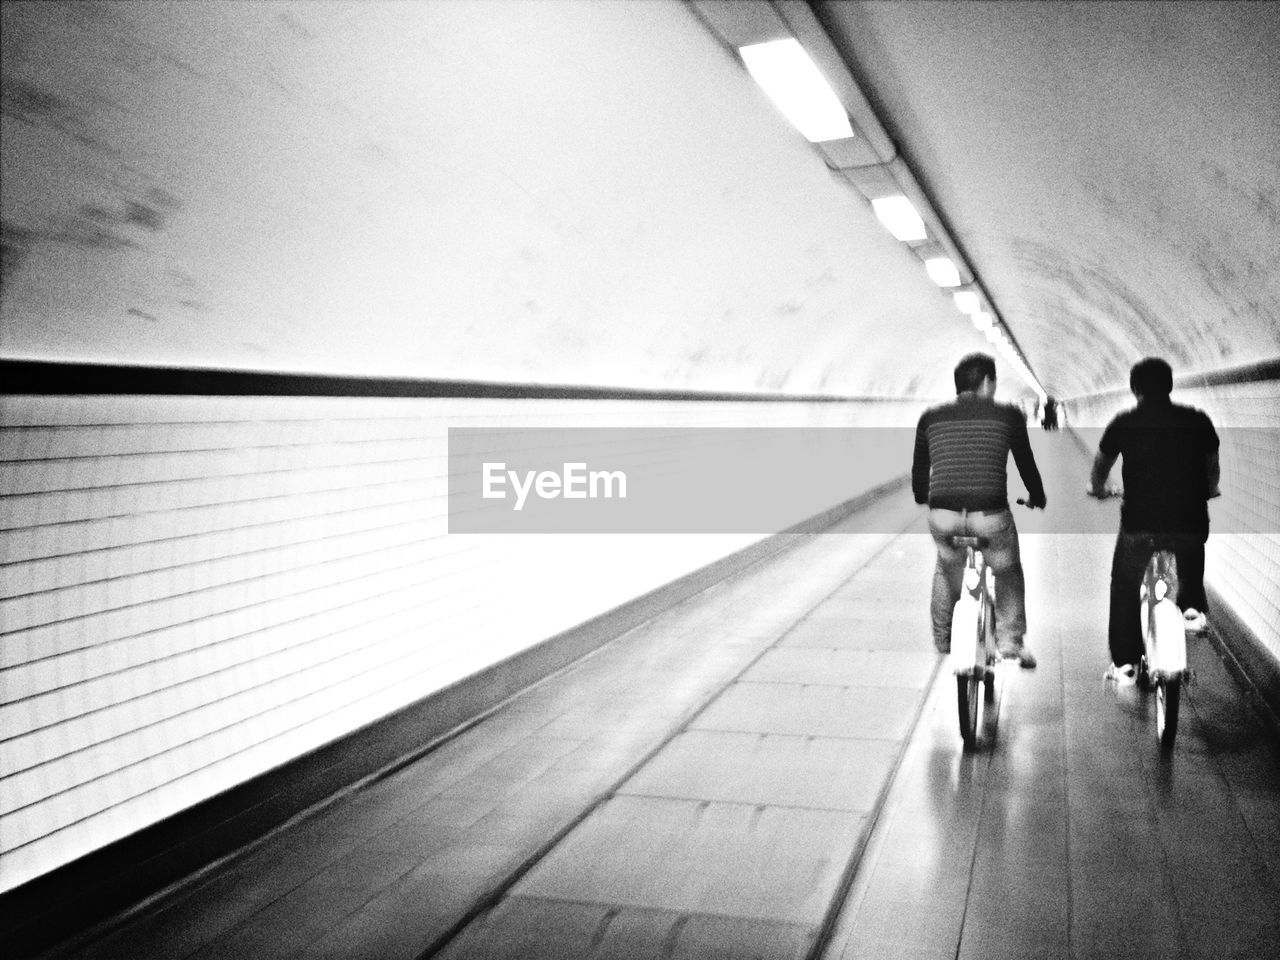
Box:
[1041,397,1059,431]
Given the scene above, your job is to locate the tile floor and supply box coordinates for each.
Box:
[36,433,1280,960]
[823,434,1280,960]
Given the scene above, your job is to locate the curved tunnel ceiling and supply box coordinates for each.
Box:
[1,1,1275,401]
[816,0,1280,398]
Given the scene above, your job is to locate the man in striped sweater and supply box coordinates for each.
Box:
[912,353,1047,667]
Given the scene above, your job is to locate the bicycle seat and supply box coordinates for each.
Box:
[949,535,988,549]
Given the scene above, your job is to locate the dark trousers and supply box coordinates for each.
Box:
[1108,530,1208,667]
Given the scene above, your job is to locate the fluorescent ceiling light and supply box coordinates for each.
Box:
[924,257,961,288]
[739,39,854,142]
[872,196,926,242]
[953,290,981,314]
[972,310,993,330]
[984,326,1000,343]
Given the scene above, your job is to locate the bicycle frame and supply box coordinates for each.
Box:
[951,540,997,748]
[1088,488,1191,751]
[1141,548,1187,677]
[951,546,995,673]
[1139,544,1188,752]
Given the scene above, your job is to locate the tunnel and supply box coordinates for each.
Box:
[1,1,1278,957]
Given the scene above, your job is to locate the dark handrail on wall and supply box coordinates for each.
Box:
[0,359,924,403]
[1060,355,1280,404]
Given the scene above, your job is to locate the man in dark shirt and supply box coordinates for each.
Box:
[1088,357,1220,683]
[913,353,1047,667]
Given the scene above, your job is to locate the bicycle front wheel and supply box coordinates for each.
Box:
[957,674,983,748]
[1156,675,1181,752]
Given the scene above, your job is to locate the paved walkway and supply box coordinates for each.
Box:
[38,432,1280,960]
[825,433,1280,960]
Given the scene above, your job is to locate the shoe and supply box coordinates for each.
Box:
[1105,662,1138,686]
[997,640,1037,669]
[1183,608,1208,633]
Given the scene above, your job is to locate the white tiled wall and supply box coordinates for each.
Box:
[0,393,924,892]
[1068,379,1280,671]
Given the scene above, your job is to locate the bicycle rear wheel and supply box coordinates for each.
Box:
[1156,674,1181,752]
[957,673,983,748]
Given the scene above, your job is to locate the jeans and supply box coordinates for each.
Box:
[1108,530,1208,667]
[928,508,1027,654]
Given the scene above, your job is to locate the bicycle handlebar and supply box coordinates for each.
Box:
[1085,486,1123,501]
[1086,487,1221,501]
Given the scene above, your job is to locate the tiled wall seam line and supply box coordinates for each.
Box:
[0,479,434,563]
[0,546,481,688]
[0,446,443,496]
[0,416,434,448]
[0,568,483,747]
[2,562,478,701]
[1,524,447,663]
[1,619,493,851]
[1,610,481,818]
[1,502,445,606]
[0,462,447,526]
[0,578,491,746]
[0,652,483,892]
[0,570,483,751]
[0,466,443,534]
[0,551,486,690]
[0,428,449,465]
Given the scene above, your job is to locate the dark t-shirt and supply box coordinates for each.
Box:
[912,396,1046,511]
[1099,399,1219,534]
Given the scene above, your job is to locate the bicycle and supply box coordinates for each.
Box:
[1088,487,1189,752]
[1138,541,1187,751]
[949,531,997,749]
[947,499,1035,748]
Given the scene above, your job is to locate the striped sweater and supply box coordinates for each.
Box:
[912,396,1046,511]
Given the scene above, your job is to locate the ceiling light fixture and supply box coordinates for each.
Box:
[696,8,1047,401]
[739,39,854,143]
[924,257,961,288]
[871,195,927,242]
